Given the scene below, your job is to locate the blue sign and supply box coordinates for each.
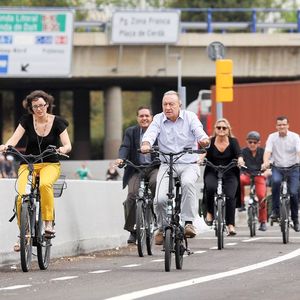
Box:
[35,36,53,44]
[0,55,8,73]
[0,35,12,44]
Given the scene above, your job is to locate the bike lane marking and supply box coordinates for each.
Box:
[104,248,300,300]
[0,285,31,291]
[89,270,111,274]
[51,276,79,281]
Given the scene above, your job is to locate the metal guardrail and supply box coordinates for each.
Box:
[73,7,300,33]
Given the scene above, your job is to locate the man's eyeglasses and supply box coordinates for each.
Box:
[32,103,47,110]
[248,140,258,145]
[216,126,228,130]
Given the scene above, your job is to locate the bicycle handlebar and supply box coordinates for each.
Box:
[240,166,264,176]
[5,145,69,165]
[270,163,300,172]
[118,158,160,171]
[201,158,238,174]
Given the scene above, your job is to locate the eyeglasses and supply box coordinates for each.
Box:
[248,141,258,145]
[32,103,47,110]
[216,126,228,130]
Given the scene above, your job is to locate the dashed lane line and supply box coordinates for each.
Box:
[51,276,79,281]
[0,285,31,291]
[121,264,142,268]
[103,248,300,300]
[89,270,111,274]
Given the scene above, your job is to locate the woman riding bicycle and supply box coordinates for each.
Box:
[201,118,244,236]
[0,90,72,250]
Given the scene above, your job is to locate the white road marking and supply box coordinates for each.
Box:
[104,248,300,300]
[242,237,263,242]
[151,259,164,262]
[210,246,218,250]
[225,243,237,246]
[193,250,206,254]
[89,270,111,274]
[0,285,31,291]
[51,276,79,281]
[121,264,141,268]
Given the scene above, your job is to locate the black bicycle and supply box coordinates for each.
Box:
[6,145,68,272]
[153,147,204,272]
[201,159,238,250]
[270,164,299,244]
[120,160,158,257]
[241,167,263,237]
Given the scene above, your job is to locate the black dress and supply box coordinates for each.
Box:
[203,136,241,226]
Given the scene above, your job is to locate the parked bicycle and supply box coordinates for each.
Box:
[201,158,238,250]
[241,167,264,237]
[6,145,68,272]
[119,159,159,257]
[270,163,300,244]
[152,147,204,272]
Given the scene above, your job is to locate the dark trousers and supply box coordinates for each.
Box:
[205,171,239,226]
[123,168,158,232]
[271,166,299,221]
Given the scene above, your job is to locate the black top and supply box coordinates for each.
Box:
[19,114,68,163]
[241,147,264,171]
[205,136,241,173]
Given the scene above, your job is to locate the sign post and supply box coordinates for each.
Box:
[207,41,233,120]
[0,8,74,77]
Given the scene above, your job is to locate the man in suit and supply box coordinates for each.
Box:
[115,106,159,244]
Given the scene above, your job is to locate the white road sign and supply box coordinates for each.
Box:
[111,10,180,44]
[0,9,73,77]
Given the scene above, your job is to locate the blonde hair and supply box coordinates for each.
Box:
[213,118,234,137]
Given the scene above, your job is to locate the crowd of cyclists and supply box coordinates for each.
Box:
[0,88,300,256]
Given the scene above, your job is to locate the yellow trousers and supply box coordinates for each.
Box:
[17,163,60,225]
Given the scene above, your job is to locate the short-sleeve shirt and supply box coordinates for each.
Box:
[19,114,68,163]
[241,147,264,171]
[265,130,300,167]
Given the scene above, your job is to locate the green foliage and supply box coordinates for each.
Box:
[0,0,83,6]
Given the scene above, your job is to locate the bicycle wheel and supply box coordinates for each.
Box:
[164,228,173,272]
[248,205,256,237]
[145,203,155,256]
[216,199,224,250]
[20,201,33,272]
[280,198,289,244]
[136,200,146,257]
[175,228,184,270]
[37,206,51,270]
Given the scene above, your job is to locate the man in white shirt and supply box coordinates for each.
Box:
[141,90,210,244]
[262,116,300,232]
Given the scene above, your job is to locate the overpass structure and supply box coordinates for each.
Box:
[1,31,300,159]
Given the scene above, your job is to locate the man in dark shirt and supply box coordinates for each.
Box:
[240,131,269,231]
[115,106,159,244]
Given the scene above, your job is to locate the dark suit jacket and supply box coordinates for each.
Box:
[118,125,158,189]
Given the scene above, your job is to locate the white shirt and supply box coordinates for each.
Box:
[265,130,300,167]
[142,110,208,163]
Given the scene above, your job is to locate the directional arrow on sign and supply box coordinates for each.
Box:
[21,63,29,72]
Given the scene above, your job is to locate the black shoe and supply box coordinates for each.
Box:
[270,211,279,220]
[258,222,267,231]
[293,220,300,232]
[127,232,136,244]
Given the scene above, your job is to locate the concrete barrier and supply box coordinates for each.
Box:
[0,179,128,266]
[0,176,207,266]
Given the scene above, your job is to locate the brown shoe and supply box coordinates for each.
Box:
[154,229,163,245]
[184,224,196,238]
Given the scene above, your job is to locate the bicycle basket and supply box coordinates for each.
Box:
[53,175,67,198]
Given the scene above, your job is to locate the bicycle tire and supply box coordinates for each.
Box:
[136,200,146,257]
[37,205,51,270]
[145,203,154,256]
[280,198,289,244]
[20,201,33,272]
[164,228,173,272]
[216,199,224,250]
[248,205,255,237]
[175,229,184,270]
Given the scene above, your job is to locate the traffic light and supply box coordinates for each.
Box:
[216,59,233,102]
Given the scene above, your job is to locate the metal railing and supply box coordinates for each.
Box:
[73,7,300,33]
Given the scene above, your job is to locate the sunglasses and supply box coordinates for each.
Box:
[248,141,258,144]
[216,126,228,130]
